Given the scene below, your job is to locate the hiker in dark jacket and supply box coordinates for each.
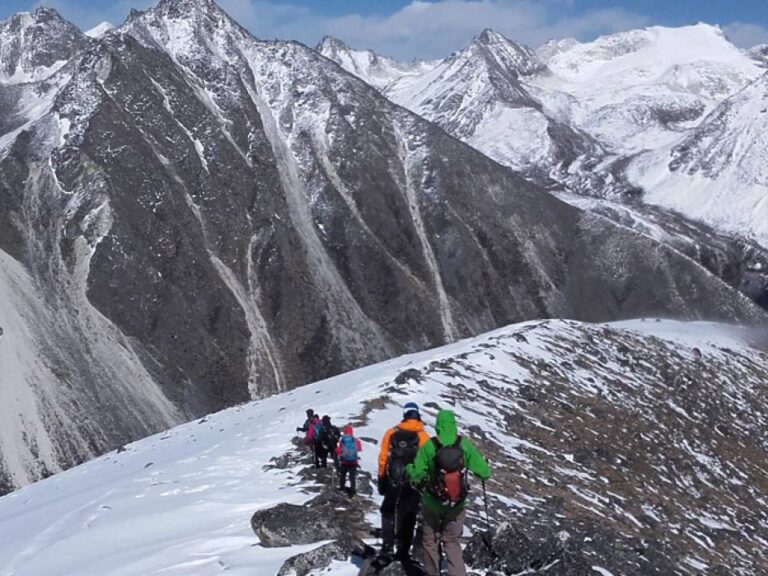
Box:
[305,414,328,469]
[336,425,362,495]
[376,401,431,562]
[321,415,341,470]
[407,409,490,576]
[296,409,315,434]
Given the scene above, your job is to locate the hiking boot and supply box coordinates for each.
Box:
[373,550,393,568]
[394,549,412,563]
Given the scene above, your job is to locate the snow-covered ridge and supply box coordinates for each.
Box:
[84,22,113,39]
[0,318,766,575]
[316,35,437,91]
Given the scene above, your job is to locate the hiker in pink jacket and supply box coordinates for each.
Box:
[336,425,362,496]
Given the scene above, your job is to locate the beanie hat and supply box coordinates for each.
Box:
[403,401,420,419]
[343,425,354,435]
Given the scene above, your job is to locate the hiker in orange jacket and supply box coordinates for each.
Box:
[376,402,431,562]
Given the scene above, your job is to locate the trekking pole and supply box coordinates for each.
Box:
[481,479,491,532]
[481,479,496,556]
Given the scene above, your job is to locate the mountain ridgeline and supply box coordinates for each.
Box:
[0,0,766,493]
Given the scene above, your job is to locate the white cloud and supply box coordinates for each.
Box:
[722,21,768,48]
[26,0,768,60]
[218,0,652,59]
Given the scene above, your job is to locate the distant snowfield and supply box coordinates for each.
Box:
[0,318,762,576]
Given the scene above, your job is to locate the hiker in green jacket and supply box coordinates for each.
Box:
[406,409,490,576]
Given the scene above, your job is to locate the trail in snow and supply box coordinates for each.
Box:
[1,318,766,575]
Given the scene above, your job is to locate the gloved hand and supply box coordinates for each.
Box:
[377,476,387,496]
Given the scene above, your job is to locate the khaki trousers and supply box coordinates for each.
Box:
[420,508,466,576]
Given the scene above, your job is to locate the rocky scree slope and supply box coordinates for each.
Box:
[0,319,766,575]
[0,0,766,495]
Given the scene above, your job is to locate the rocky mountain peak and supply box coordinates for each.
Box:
[0,5,88,83]
[143,0,238,32]
[477,27,506,44]
[468,28,546,76]
[1,7,76,36]
[317,35,349,55]
[155,0,219,13]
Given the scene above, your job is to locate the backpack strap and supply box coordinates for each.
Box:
[432,435,462,449]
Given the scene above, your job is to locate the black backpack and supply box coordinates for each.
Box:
[386,429,420,488]
[324,425,340,450]
[431,437,469,506]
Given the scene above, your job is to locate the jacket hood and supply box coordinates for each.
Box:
[435,410,458,445]
[397,418,426,433]
[343,425,354,435]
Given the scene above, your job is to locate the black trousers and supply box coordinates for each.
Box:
[381,484,421,554]
[339,464,357,492]
[313,443,328,468]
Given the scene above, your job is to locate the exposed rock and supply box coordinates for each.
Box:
[464,519,670,575]
[277,536,362,575]
[252,466,374,547]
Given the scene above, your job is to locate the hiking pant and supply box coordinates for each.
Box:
[339,464,357,492]
[313,443,328,468]
[420,508,466,576]
[325,442,339,469]
[381,484,420,555]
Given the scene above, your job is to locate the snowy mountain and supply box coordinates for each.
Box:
[379,29,611,193]
[326,25,768,281]
[0,318,766,575]
[531,24,762,153]
[628,72,768,246]
[1,0,766,496]
[316,36,436,91]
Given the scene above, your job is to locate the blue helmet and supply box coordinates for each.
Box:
[403,401,420,420]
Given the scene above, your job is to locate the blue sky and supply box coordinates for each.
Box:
[2,0,767,59]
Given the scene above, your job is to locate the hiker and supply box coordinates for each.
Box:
[296,409,315,434]
[377,401,431,562]
[305,413,328,469]
[322,415,341,470]
[336,425,362,495]
[407,409,491,576]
